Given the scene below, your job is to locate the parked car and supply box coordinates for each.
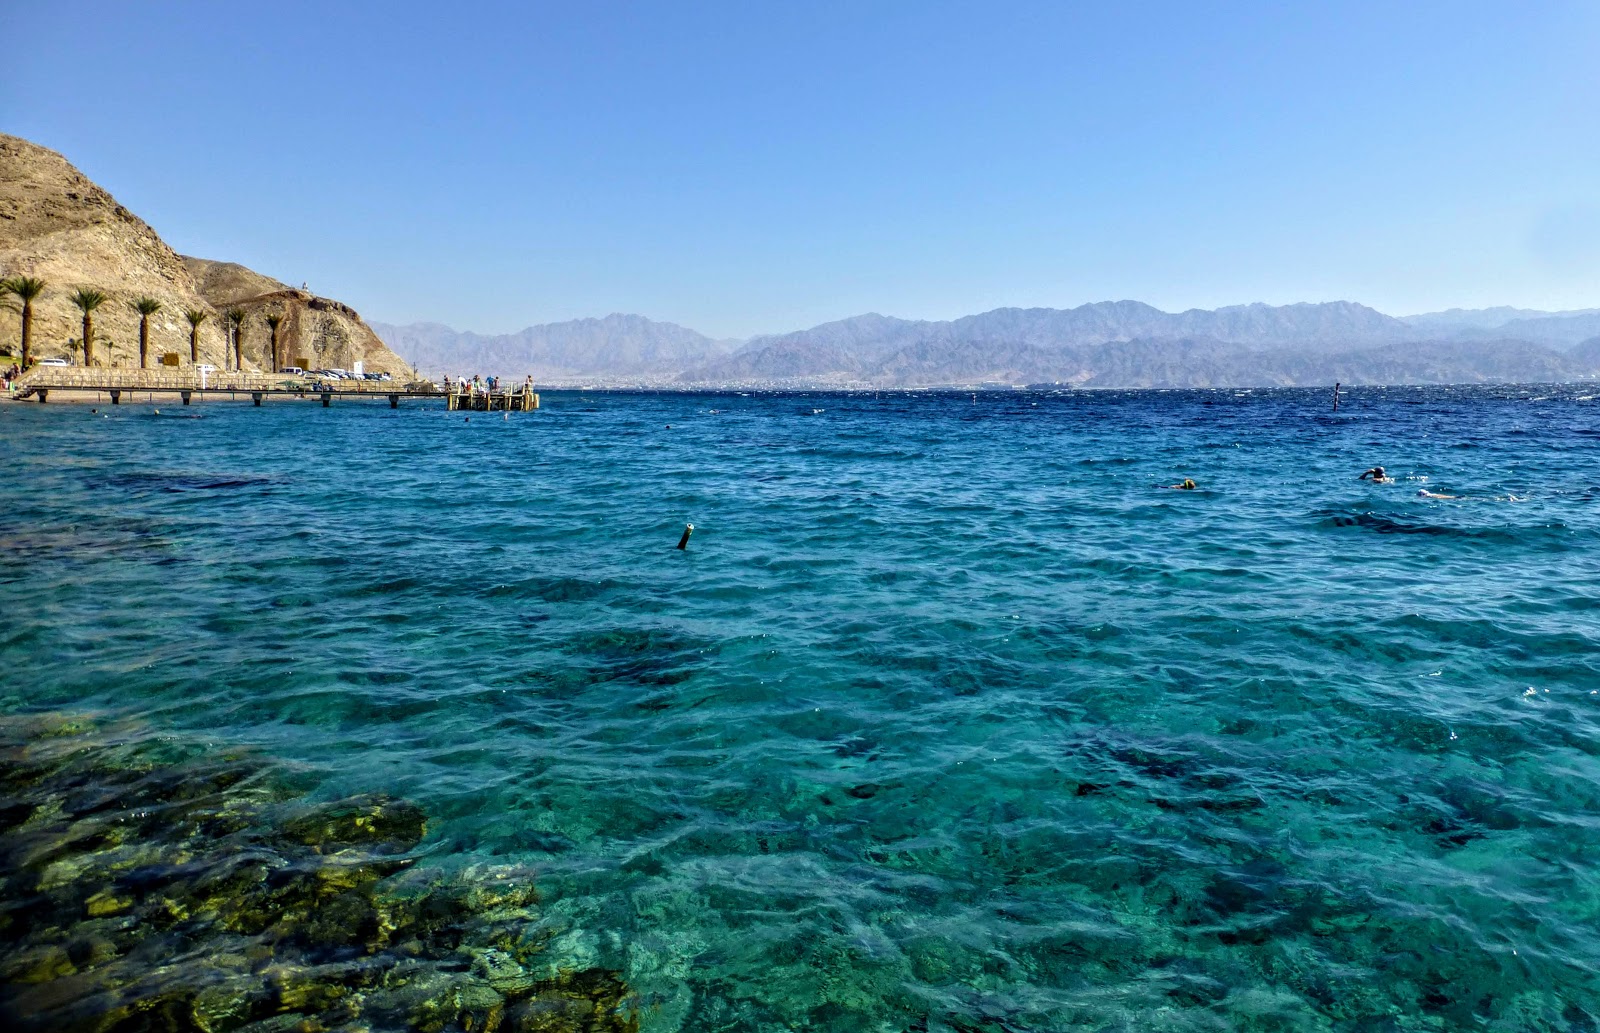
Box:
[281,366,305,376]
[37,357,70,367]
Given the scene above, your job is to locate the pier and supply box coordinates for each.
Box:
[446,384,540,411]
[7,369,537,412]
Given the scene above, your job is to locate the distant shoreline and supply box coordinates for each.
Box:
[9,379,1599,408]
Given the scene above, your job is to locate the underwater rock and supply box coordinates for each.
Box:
[0,714,639,1033]
[282,794,429,853]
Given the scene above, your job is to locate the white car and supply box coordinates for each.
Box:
[37,357,70,367]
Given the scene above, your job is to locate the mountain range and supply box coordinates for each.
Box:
[371,301,1600,389]
[5,130,1594,390]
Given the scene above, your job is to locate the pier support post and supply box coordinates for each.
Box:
[252,392,262,407]
[180,390,192,406]
[389,394,399,409]
[322,391,331,407]
[530,392,539,410]
[110,390,121,405]
[35,389,47,404]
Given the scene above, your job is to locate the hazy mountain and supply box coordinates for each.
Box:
[1402,306,1600,334]
[370,314,735,378]
[1571,336,1600,366]
[374,300,1600,389]
[682,301,1416,384]
[1450,312,1600,348]
[686,335,1597,389]
[1403,307,1561,332]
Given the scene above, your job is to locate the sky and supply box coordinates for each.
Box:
[5,1,1599,338]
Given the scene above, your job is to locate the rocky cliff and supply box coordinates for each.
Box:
[0,133,409,375]
[180,257,410,375]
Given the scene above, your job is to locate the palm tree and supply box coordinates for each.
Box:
[225,308,246,370]
[184,309,208,365]
[6,277,45,368]
[69,288,108,366]
[264,313,283,373]
[0,280,12,362]
[132,297,162,369]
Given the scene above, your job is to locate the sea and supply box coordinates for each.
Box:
[2,385,1599,1032]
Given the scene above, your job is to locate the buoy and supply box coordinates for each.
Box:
[676,523,694,550]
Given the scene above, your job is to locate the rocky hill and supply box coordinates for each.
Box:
[0,133,409,375]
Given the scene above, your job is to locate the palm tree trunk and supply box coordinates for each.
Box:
[20,302,31,368]
[234,327,242,370]
[190,327,199,364]
[271,327,279,372]
[139,316,150,369]
[83,313,93,366]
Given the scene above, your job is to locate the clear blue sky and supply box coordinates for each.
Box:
[7,1,1598,337]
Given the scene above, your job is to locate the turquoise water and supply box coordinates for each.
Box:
[3,386,1600,1031]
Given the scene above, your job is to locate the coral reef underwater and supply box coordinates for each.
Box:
[0,714,637,1033]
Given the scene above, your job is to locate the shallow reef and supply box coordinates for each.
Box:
[0,714,638,1033]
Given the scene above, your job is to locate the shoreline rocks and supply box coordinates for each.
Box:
[0,713,638,1033]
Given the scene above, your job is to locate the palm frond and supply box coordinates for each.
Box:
[7,276,46,301]
[69,287,108,312]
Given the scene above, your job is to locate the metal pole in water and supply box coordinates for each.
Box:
[676,523,694,550]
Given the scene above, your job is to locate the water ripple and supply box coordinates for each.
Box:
[4,386,1600,1030]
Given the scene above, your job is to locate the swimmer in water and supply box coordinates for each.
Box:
[1161,478,1197,490]
[1358,466,1393,483]
[1417,488,1458,499]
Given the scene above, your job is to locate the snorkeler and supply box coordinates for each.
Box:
[1161,479,1197,490]
[1358,466,1393,483]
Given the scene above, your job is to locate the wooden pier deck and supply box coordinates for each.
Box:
[8,370,539,412]
[446,387,539,411]
[16,383,447,408]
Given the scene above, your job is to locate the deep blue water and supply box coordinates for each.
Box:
[4,385,1600,1031]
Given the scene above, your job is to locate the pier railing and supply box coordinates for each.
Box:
[445,384,540,411]
[9,367,422,394]
[6,367,538,411]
